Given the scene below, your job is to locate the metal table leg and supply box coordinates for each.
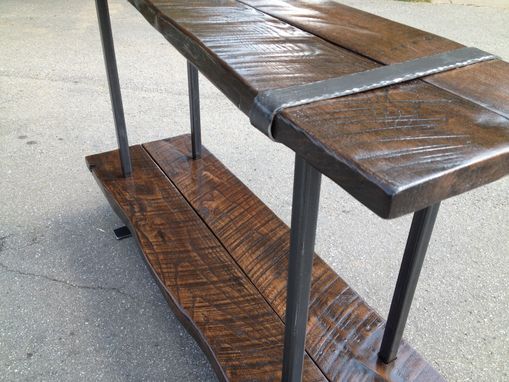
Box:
[95,0,132,177]
[379,203,441,363]
[187,62,202,159]
[282,155,322,382]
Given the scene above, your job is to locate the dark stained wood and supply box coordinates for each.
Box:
[275,82,509,218]
[85,145,326,382]
[128,0,376,114]
[427,60,509,119]
[144,135,445,381]
[239,0,509,119]
[127,0,509,218]
[238,0,462,63]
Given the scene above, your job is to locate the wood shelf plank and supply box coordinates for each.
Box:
[144,135,444,381]
[86,145,326,382]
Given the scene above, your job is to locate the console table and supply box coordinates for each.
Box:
[86,1,509,380]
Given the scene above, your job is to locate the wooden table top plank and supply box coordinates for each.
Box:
[144,135,444,381]
[238,0,462,63]
[129,0,376,113]
[239,0,509,119]
[275,81,509,218]
[86,145,326,382]
[128,0,509,218]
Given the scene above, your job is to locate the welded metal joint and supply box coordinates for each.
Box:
[250,47,497,140]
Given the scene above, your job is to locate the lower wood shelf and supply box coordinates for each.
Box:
[86,135,443,381]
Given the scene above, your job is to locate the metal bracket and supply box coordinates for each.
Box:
[114,226,132,240]
[249,47,497,140]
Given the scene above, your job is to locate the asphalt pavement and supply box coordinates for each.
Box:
[0,0,507,381]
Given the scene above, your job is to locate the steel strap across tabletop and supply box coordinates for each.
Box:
[250,47,497,140]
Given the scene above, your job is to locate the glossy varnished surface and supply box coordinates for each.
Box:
[85,145,326,382]
[127,0,509,218]
[144,135,444,381]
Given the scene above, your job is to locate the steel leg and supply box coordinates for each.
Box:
[95,0,132,177]
[379,203,440,363]
[187,62,202,159]
[282,155,322,382]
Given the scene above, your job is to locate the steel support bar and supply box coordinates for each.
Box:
[379,203,441,363]
[187,62,202,159]
[282,155,322,382]
[250,47,496,139]
[95,0,132,177]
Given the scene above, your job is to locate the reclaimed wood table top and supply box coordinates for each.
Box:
[128,0,509,218]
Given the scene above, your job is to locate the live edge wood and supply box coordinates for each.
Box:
[145,135,444,381]
[86,136,443,381]
[126,0,509,218]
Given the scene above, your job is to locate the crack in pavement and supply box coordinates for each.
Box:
[0,261,135,300]
[0,234,42,253]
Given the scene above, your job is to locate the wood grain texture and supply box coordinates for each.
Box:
[128,0,375,114]
[275,82,509,218]
[126,0,509,218]
[238,0,462,63]
[85,145,326,382]
[239,0,509,119]
[144,135,444,381]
